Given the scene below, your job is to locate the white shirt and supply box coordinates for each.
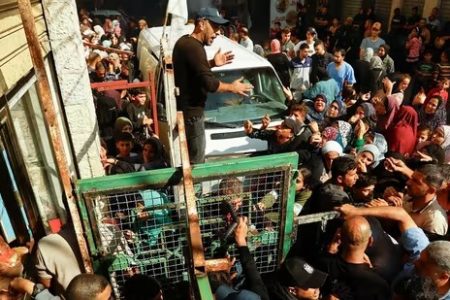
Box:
[294,40,315,56]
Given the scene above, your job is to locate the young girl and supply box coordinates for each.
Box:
[416,124,432,146]
[293,168,313,216]
[405,27,422,74]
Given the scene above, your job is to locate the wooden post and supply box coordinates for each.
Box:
[177,112,205,269]
[17,0,92,272]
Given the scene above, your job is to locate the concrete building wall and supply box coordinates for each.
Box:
[0,0,50,95]
[0,0,104,234]
[41,0,104,180]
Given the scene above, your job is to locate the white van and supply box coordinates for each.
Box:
[137,26,287,159]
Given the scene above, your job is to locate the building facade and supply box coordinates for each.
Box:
[0,0,102,246]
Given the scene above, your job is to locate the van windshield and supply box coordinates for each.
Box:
[205,67,287,126]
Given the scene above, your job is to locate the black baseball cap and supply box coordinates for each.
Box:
[196,7,229,25]
[278,257,328,289]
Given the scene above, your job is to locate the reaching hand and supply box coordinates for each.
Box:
[282,86,293,101]
[213,48,235,67]
[335,204,358,218]
[261,114,271,130]
[384,157,407,172]
[415,150,433,162]
[412,90,427,106]
[355,119,367,138]
[357,158,368,173]
[243,120,253,134]
[235,216,248,247]
[365,198,389,208]
[231,77,253,97]
[382,77,395,95]
[309,121,319,134]
[348,114,360,124]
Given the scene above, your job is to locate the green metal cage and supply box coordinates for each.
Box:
[76,152,298,299]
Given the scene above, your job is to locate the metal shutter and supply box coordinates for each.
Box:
[403,0,425,20]
[374,0,391,25]
[342,0,363,20]
[441,0,450,24]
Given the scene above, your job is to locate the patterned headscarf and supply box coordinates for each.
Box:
[336,120,352,148]
[322,127,339,142]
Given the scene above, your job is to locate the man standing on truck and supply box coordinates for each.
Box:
[173,7,253,164]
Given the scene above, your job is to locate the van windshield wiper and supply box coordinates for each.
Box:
[204,120,239,129]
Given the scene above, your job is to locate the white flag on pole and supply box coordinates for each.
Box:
[167,0,188,24]
[166,0,188,49]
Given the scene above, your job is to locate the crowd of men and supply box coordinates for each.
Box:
[1,2,450,300]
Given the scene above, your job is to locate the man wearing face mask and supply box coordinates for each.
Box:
[173,8,253,164]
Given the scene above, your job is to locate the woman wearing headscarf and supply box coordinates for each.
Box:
[385,106,418,156]
[141,137,168,170]
[431,125,450,163]
[372,94,400,133]
[320,140,344,183]
[306,94,328,126]
[335,120,352,149]
[418,95,447,130]
[323,100,347,127]
[349,102,377,125]
[266,39,291,88]
[356,144,381,173]
[321,126,339,143]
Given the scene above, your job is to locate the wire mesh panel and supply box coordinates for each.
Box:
[84,188,188,299]
[77,153,298,300]
[197,170,286,275]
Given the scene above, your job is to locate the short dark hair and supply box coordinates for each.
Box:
[219,177,243,195]
[129,88,146,96]
[282,26,291,34]
[417,164,444,190]
[422,144,445,164]
[331,156,357,178]
[299,167,312,187]
[379,44,390,54]
[418,124,432,134]
[314,39,324,48]
[65,274,110,300]
[123,274,161,300]
[428,95,443,107]
[334,48,346,57]
[440,164,450,182]
[115,132,134,143]
[290,103,308,115]
[299,43,310,50]
[317,68,330,81]
[353,173,377,189]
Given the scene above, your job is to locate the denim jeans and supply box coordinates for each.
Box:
[185,115,205,164]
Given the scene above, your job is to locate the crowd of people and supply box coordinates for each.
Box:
[238,3,450,300]
[2,2,450,300]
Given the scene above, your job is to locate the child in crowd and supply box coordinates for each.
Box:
[435,49,450,82]
[125,88,153,139]
[415,48,437,92]
[427,77,449,104]
[293,168,313,216]
[115,132,140,165]
[416,124,432,146]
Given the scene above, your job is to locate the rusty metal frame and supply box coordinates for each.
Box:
[18,0,92,272]
[90,74,159,136]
